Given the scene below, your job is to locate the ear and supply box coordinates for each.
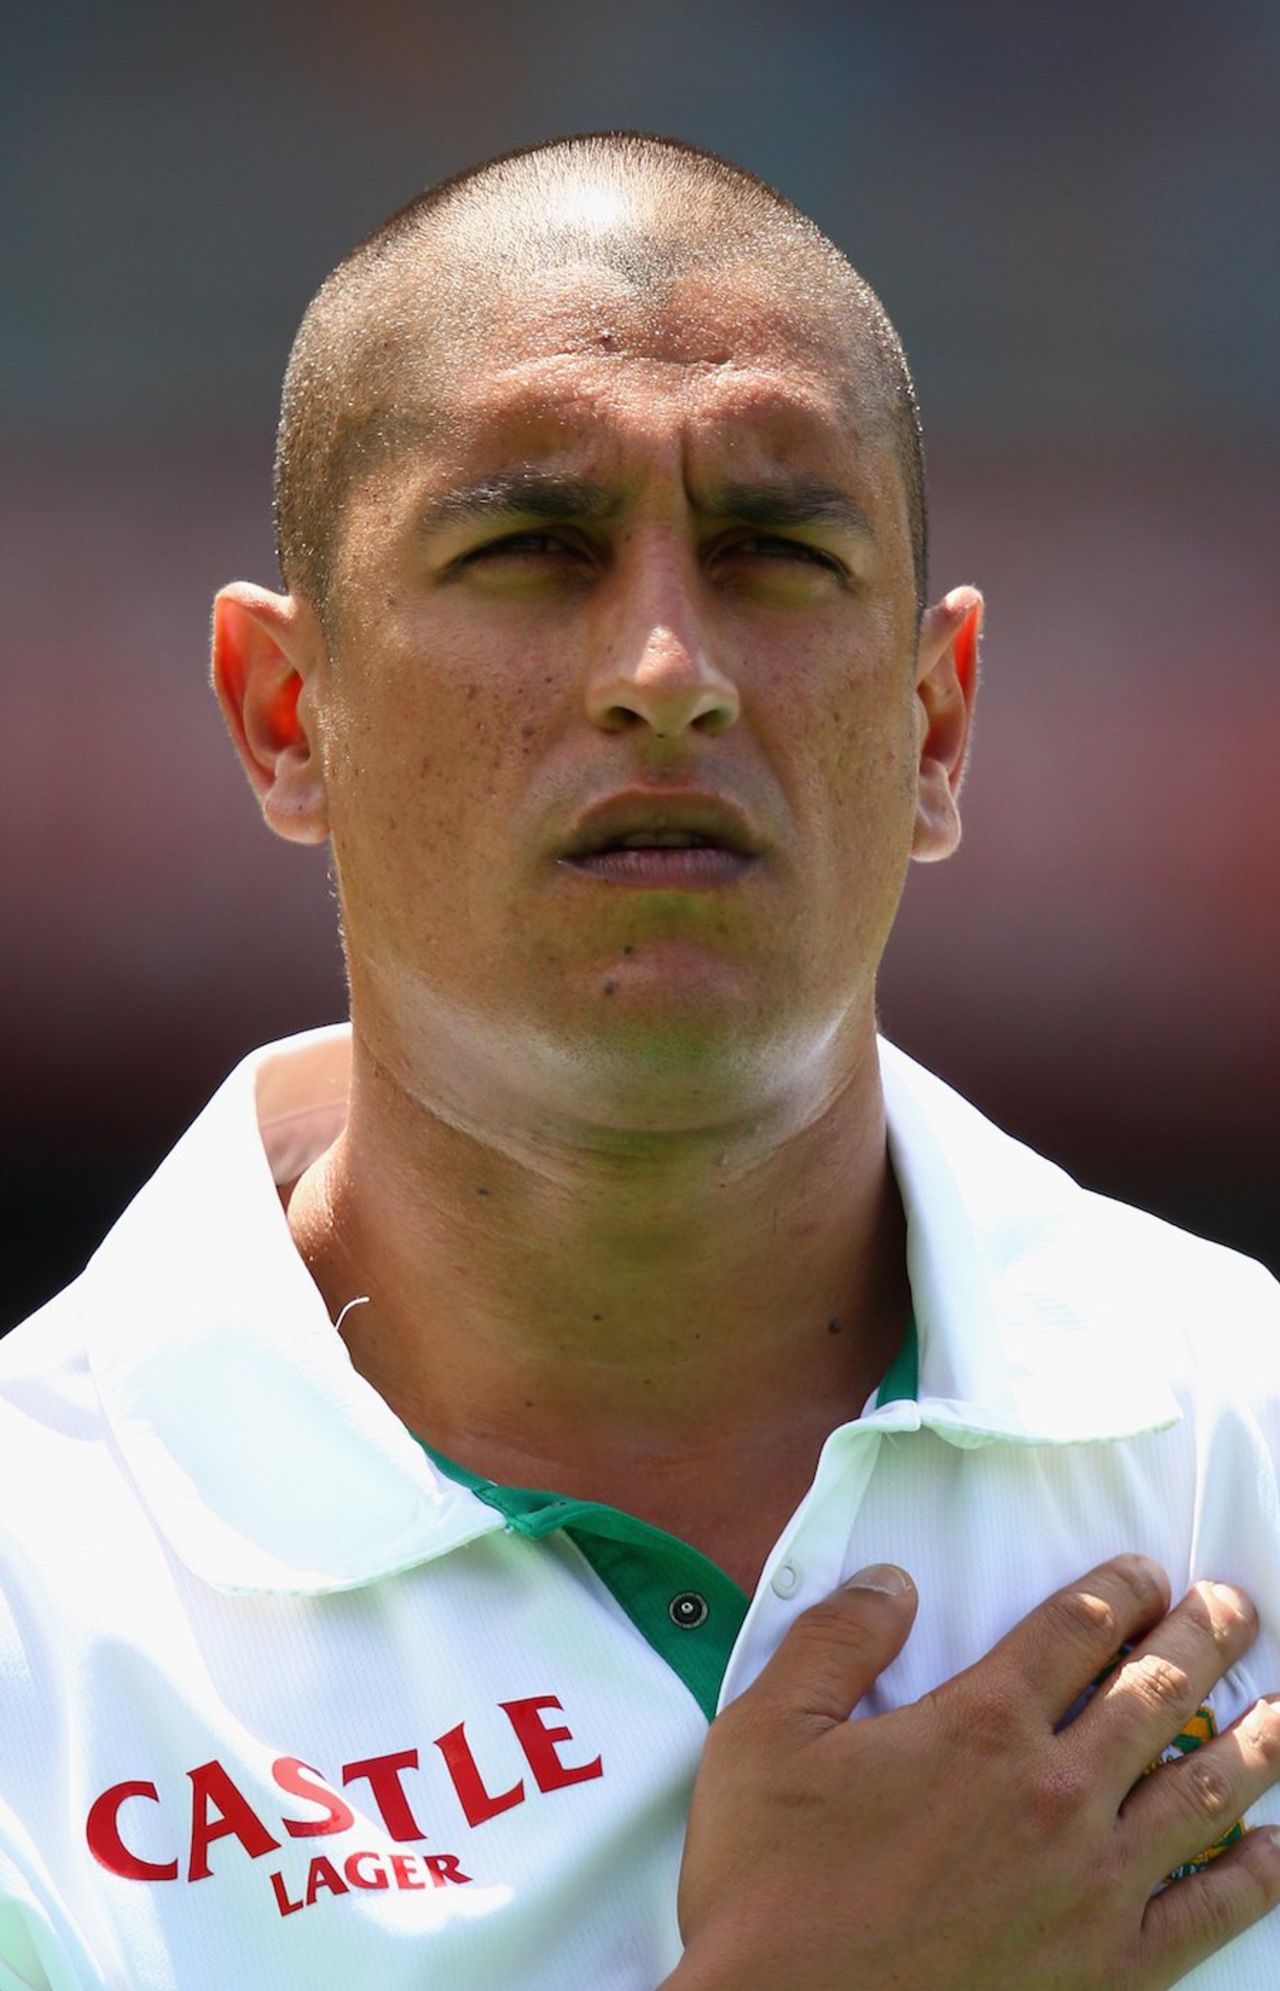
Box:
[211,583,329,846]
[911,585,983,864]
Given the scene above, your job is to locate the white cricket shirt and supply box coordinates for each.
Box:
[3,1025,1280,1989]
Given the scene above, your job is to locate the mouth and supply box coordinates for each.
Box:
[558,793,764,887]
[564,841,756,888]
[561,812,760,891]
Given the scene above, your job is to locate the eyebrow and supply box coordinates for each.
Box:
[704,478,874,537]
[421,470,874,538]
[424,473,619,530]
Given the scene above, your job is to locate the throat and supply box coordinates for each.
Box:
[285,1032,913,1562]
[413,1370,897,1600]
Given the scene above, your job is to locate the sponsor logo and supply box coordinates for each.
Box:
[85,1692,603,1921]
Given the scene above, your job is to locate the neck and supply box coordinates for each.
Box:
[287,1022,909,1519]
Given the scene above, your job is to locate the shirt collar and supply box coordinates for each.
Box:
[81,1025,1179,1597]
[875,1039,1180,1447]
[83,1026,506,1596]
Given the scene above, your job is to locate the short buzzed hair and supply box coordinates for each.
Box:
[274,131,928,627]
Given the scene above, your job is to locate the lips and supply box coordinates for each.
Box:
[567,845,754,886]
[561,790,762,861]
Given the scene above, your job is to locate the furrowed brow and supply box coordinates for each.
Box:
[423,472,620,531]
[701,480,875,537]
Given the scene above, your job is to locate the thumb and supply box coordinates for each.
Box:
[749,1564,919,1727]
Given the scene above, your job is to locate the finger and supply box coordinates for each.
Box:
[747,1564,919,1728]
[1074,1580,1258,1795]
[1123,1695,1280,1886]
[961,1554,1170,1732]
[1141,1823,1280,1984]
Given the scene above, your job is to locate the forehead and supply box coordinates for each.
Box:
[397,261,895,484]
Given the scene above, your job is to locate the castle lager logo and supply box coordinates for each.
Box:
[85,1692,603,1920]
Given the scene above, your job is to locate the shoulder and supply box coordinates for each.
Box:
[1071,1185,1280,1418]
[1074,1179,1278,1315]
[878,1036,1280,1407]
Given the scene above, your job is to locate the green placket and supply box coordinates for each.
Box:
[415,1314,919,1722]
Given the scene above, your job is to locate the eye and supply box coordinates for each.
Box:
[466,531,585,563]
[724,534,843,573]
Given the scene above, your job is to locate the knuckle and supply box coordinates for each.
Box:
[1195,1869,1252,1947]
[1176,1752,1234,1823]
[789,1598,882,1669]
[1206,1580,1255,1638]
[1151,1832,1280,1963]
[1041,1583,1120,1650]
[794,1595,863,1645]
[1106,1553,1166,1621]
[1235,1857,1280,1921]
[1204,1841,1280,1934]
[1177,1586,1216,1639]
[1026,1758,1092,1834]
[1184,1580,1255,1655]
[1237,1826,1280,1906]
[1239,1697,1280,1765]
[1122,1651,1192,1719]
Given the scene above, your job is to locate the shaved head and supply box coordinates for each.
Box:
[274,132,927,626]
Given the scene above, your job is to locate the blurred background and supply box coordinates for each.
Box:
[3,0,1277,1328]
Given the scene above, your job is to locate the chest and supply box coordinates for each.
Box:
[41,1530,701,1989]
[14,1420,1279,1989]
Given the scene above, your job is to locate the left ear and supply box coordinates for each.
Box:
[911,585,983,864]
[211,582,330,846]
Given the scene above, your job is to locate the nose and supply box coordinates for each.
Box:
[583,544,740,740]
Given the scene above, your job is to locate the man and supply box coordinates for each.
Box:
[3,132,1280,1988]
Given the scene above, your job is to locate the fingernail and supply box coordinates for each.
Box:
[1210,1581,1251,1620]
[844,1563,913,1596]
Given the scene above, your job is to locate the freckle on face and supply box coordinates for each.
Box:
[318,271,923,1133]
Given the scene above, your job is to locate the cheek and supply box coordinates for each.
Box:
[797,636,917,815]
[320,623,567,950]
[802,677,920,939]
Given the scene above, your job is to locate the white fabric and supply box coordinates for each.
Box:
[2,1024,1279,1989]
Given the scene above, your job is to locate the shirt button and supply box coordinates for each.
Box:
[669,1591,709,1629]
[771,1562,800,1599]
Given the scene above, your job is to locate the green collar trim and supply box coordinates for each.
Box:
[415,1437,746,1719]
[876,1312,919,1407]
[413,1313,918,1721]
